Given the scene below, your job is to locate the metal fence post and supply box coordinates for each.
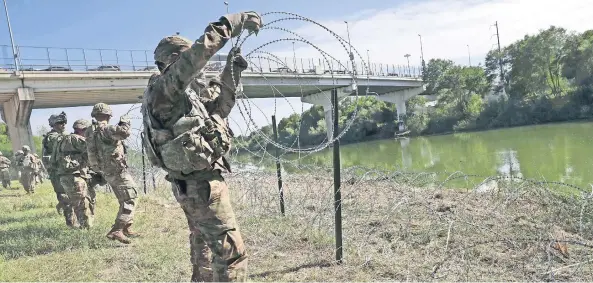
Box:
[331,88,343,263]
[82,48,88,71]
[271,115,285,216]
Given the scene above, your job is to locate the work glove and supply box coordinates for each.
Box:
[227,47,248,70]
[119,115,131,125]
[220,11,263,37]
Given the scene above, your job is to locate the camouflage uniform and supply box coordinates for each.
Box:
[85,103,139,244]
[53,119,93,229]
[14,150,23,179]
[0,151,11,189]
[33,153,46,185]
[85,170,103,215]
[42,112,72,218]
[19,145,38,193]
[142,12,261,282]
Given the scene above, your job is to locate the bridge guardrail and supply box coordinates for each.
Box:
[0,44,422,79]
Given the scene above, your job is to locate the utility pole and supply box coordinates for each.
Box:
[2,0,18,72]
[494,21,504,84]
[418,34,424,65]
[418,34,425,77]
[467,44,471,66]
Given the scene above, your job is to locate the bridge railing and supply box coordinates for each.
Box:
[0,45,422,79]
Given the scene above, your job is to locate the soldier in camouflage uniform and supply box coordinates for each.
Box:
[14,150,23,180]
[53,119,93,229]
[42,112,73,221]
[33,153,46,185]
[0,151,11,190]
[141,12,262,282]
[85,103,139,244]
[20,145,38,194]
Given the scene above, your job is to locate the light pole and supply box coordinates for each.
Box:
[224,1,233,47]
[344,21,355,74]
[467,44,472,66]
[366,49,371,75]
[3,0,18,72]
[404,54,411,76]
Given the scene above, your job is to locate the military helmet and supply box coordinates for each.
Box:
[154,34,193,65]
[73,119,91,130]
[48,114,58,126]
[33,153,39,158]
[16,150,23,155]
[55,112,67,124]
[22,145,30,152]
[91,103,112,118]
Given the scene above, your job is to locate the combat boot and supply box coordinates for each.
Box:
[123,223,140,238]
[191,264,213,282]
[56,203,63,215]
[106,225,131,244]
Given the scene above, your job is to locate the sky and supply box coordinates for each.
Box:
[1,0,593,143]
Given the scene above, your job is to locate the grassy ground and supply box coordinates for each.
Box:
[1,171,593,281]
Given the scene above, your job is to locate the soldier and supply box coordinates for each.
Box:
[14,149,23,179]
[85,103,139,243]
[20,145,38,194]
[42,112,73,222]
[54,119,93,229]
[141,12,261,282]
[0,151,11,190]
[33,153,46,185]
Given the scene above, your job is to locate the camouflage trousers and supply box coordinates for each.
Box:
[50,173,75,226]
[60,174,93,229]
[171,171,247,282]
[0,168,10,189]
[103,168,138,228]
[20,169,36,193]
[85,175,102,215]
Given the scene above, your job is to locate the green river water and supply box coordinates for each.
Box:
[235,121,593,190]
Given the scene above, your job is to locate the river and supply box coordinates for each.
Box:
[234,121,593,190]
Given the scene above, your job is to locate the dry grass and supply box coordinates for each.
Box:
[1,166,593,281]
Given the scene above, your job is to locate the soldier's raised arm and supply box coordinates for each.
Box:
[104,117,132,141]
[209,48,249,118]
[151,12,261,99]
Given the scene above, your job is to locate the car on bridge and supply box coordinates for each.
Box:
[42,66,72,71]
[88,65,120,71]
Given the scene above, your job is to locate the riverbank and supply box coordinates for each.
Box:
[1,171,592,281]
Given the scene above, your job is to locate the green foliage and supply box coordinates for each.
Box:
[237,26,593,149]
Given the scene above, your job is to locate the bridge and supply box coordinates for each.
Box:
[0,45,425,153]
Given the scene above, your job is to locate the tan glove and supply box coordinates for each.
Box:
[220,11,263,37]
[227,47,248,70]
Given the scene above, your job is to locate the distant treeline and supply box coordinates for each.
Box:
[235,26,593,151]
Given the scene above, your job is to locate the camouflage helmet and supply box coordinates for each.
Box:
[73,119,91,130]
[55,112,67,124]
[33,153,39,158]
[16,150,23,155]
[91,103,112,118]
[153,34,193,66]
[22,145,30,152]
[48,114,58,126]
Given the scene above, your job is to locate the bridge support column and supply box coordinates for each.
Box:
[302,85,354,141]
[1,87,35,153]
[376,86,426,121]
